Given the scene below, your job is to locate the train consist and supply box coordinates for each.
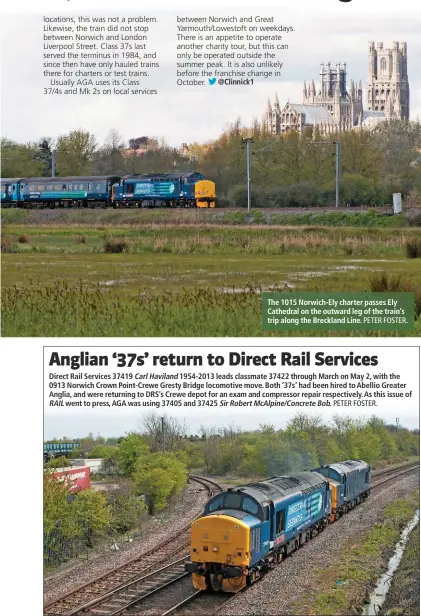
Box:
[185,460,370,592]
[0,172,216,209]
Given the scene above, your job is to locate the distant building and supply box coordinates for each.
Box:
[72,458,105,474]
[263,41,409,135]
[367,41,409,121]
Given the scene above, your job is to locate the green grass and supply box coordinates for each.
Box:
[3,223,421,258]
[291,490,420,616]
[381,523,420,616]
[2,206,419,228]
[2,211,421,336]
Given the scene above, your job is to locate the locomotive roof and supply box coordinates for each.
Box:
[318,460,369,475]
[122,172,203,180]
[25,176,121,182]
[1,178,27,182]
[232,471,327,504]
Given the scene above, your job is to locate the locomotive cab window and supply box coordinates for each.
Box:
[208,495,224,512]
[242,497,259,515]
[276,509,285,535]
[126,183,134,192]
[224,492,242,509]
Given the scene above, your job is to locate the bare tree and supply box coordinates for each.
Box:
[139,412,188,453]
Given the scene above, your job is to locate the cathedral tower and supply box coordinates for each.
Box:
[367,41,409,120]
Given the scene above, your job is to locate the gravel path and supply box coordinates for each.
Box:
[44,478,210,604]
[221,473,419,616]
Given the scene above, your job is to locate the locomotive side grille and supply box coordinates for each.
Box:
[250,527,261,552]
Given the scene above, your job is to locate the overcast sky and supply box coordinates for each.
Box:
[43,409,419,440]
[2,6,420,148]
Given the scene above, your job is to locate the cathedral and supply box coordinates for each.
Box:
[263,42,410,135]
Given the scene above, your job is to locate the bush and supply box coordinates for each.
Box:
[227,184,263,208]
[337,174,390,207]
[104,238,128,253]
[108,484,146,533]
[1,236,16,253]
[405,239,421,259]
[18,234,30,243]
[45,456,70,469]
[77,235,87,244]
[133,452,188,515]
[407,212,421,227]
[265,182,324,208]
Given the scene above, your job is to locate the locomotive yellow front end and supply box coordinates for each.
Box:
[186,514,251,592]
[195,180,216,208]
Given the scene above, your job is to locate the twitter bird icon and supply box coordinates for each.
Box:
[208,78,217,85]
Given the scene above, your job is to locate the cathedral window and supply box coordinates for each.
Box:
[380,57,387,72]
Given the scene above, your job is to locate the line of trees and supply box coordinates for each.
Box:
[44,412,418,568]
[47,411,419,479]
[3,120,421,207]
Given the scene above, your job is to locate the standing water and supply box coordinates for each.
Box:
[363,510,420,616]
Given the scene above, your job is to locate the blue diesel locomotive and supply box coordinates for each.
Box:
[113,172,216,208]
[314,459,371,519]
[186,459,371,592]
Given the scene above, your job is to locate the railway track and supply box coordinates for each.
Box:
[44,465,419,616]
[44,476,222,616]
[372,462,419,491]
[372,460,419,478]
[147,463,420,616]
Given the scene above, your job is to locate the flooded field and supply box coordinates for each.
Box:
[2,211,421,336]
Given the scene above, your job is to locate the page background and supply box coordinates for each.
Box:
[2,0,421,610]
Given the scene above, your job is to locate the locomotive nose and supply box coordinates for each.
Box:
[190,514,250,567]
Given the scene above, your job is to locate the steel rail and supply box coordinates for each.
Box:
[44,476,222,615]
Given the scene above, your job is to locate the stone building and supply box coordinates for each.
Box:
[367,41,409,121]
[263,42,409,135]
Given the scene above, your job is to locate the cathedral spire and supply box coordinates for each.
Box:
[274,93,280,111]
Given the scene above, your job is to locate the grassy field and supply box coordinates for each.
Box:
[2,208,421,337]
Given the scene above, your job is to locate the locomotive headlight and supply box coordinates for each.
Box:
[212,546,219,552]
